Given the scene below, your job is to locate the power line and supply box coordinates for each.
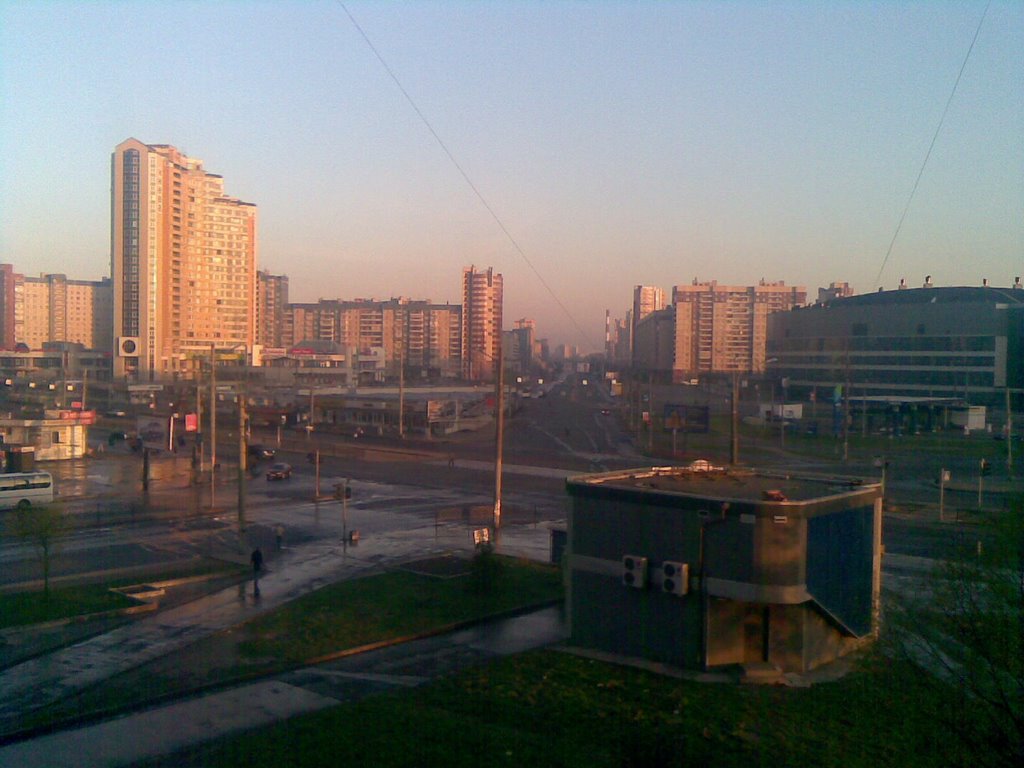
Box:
[336,1,596,348]
[874,1,991,290]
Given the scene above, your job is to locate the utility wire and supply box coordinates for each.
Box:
[337,1,596,347]
[874,1,990,290]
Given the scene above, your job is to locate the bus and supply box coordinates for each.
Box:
[0,471,55,510]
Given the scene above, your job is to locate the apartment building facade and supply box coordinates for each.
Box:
[111,138,257,381]
[462,265,503,381]
[0,265,112,352]
[282,298,462,379]
[630,285,665,363]
[256,271,289,350]
[672,280,806,375]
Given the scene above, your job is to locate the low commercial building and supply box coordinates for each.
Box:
[565,464,882,675]
[0,409,95,461]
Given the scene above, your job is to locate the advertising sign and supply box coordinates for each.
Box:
[136,416,169,451]
[662,404,710,433]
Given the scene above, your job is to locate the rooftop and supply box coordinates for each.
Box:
[567,462,879,505]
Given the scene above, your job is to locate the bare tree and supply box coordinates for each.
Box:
[887,501,1023,766]
[10,503,68,601]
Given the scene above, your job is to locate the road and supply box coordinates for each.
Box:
[3,373,1011,593]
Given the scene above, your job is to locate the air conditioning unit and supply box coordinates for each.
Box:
[659,561,689,595]
[118,337,140,357]
[621,555,648,589]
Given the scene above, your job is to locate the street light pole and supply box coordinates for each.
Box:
[210,343,217,479]
[493,341,504,543]
[238,389,247,537]
[730,371,740,465]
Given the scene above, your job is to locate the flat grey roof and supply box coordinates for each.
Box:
[567,464,879,504]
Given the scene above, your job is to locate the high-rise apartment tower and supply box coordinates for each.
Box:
[461,266,503,381]
[111,139,257,380]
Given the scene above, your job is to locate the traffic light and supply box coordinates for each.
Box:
[980,459,991,477]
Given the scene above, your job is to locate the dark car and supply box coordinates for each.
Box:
[266,462,292,481]
[248,444,276,461]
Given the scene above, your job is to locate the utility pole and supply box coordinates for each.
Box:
[308,388,314,441]
[238,388,247,537]
[209,343,217,478]
[730,371,740,465]
[1003,387,1011,479]
[493,341,504,543]
[398,309,405,439]
[196,373,204,473]
[647,371,654,453]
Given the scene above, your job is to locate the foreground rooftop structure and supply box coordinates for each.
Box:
[565,463,882,675]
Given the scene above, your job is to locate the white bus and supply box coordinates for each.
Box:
[0,471,55,510]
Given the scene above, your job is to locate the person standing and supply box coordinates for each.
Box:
[275,524,284,550]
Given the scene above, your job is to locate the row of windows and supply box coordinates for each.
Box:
[778,354,994,368]
[772,335,996,353]
[790,369,994,387]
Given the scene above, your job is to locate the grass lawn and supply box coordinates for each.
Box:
[17,555,562,733]
[154,648,963,768]
[237,554,561,664]
[0,561,246,630]
[0,586,137,629]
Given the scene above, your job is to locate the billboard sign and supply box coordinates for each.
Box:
[136,416,169,451]
[662,404,710,433]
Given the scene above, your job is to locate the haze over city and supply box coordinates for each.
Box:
[1,0,1021,349]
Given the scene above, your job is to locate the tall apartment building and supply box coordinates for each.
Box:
[630,285,665,362]
[0,264,19,349]
[462,266,503,381]
[0,265,112,351]
[507,318,536,376]
[256,271,289,350]
[671,280,806,374]
[282,298,462,378]
[111,139,257,380]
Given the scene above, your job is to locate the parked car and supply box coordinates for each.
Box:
[266,462,292,481]
[248,444,276,461]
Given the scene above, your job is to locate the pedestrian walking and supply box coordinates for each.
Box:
[275,524,284,550]
[250,547,264,597]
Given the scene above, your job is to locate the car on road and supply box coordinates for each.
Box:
[266,462,292,481]
[248,444,276,461]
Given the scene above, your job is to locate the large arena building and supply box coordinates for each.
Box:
[766,281,1024,409]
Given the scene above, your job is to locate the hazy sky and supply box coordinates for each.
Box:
[1,1,1021,350]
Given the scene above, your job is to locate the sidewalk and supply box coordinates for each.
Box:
[0,521,560,762]
[0,604,566,768]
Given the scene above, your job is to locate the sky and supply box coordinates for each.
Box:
[1,1,1021,351]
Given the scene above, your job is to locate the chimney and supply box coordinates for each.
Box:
[923,275,933,288]
[1014,277,1022,289]
[898,278,906,290]
[982,278,989,287]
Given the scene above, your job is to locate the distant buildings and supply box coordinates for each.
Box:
[277,298,463,381]
[462,266,503,381]
[111,138,258,381]
[256,271,289,350]
[768,280,1024,407]
[5,139,517,387]
[0,266,111,353]
[631,280,806,378]
[630,285,665,363]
